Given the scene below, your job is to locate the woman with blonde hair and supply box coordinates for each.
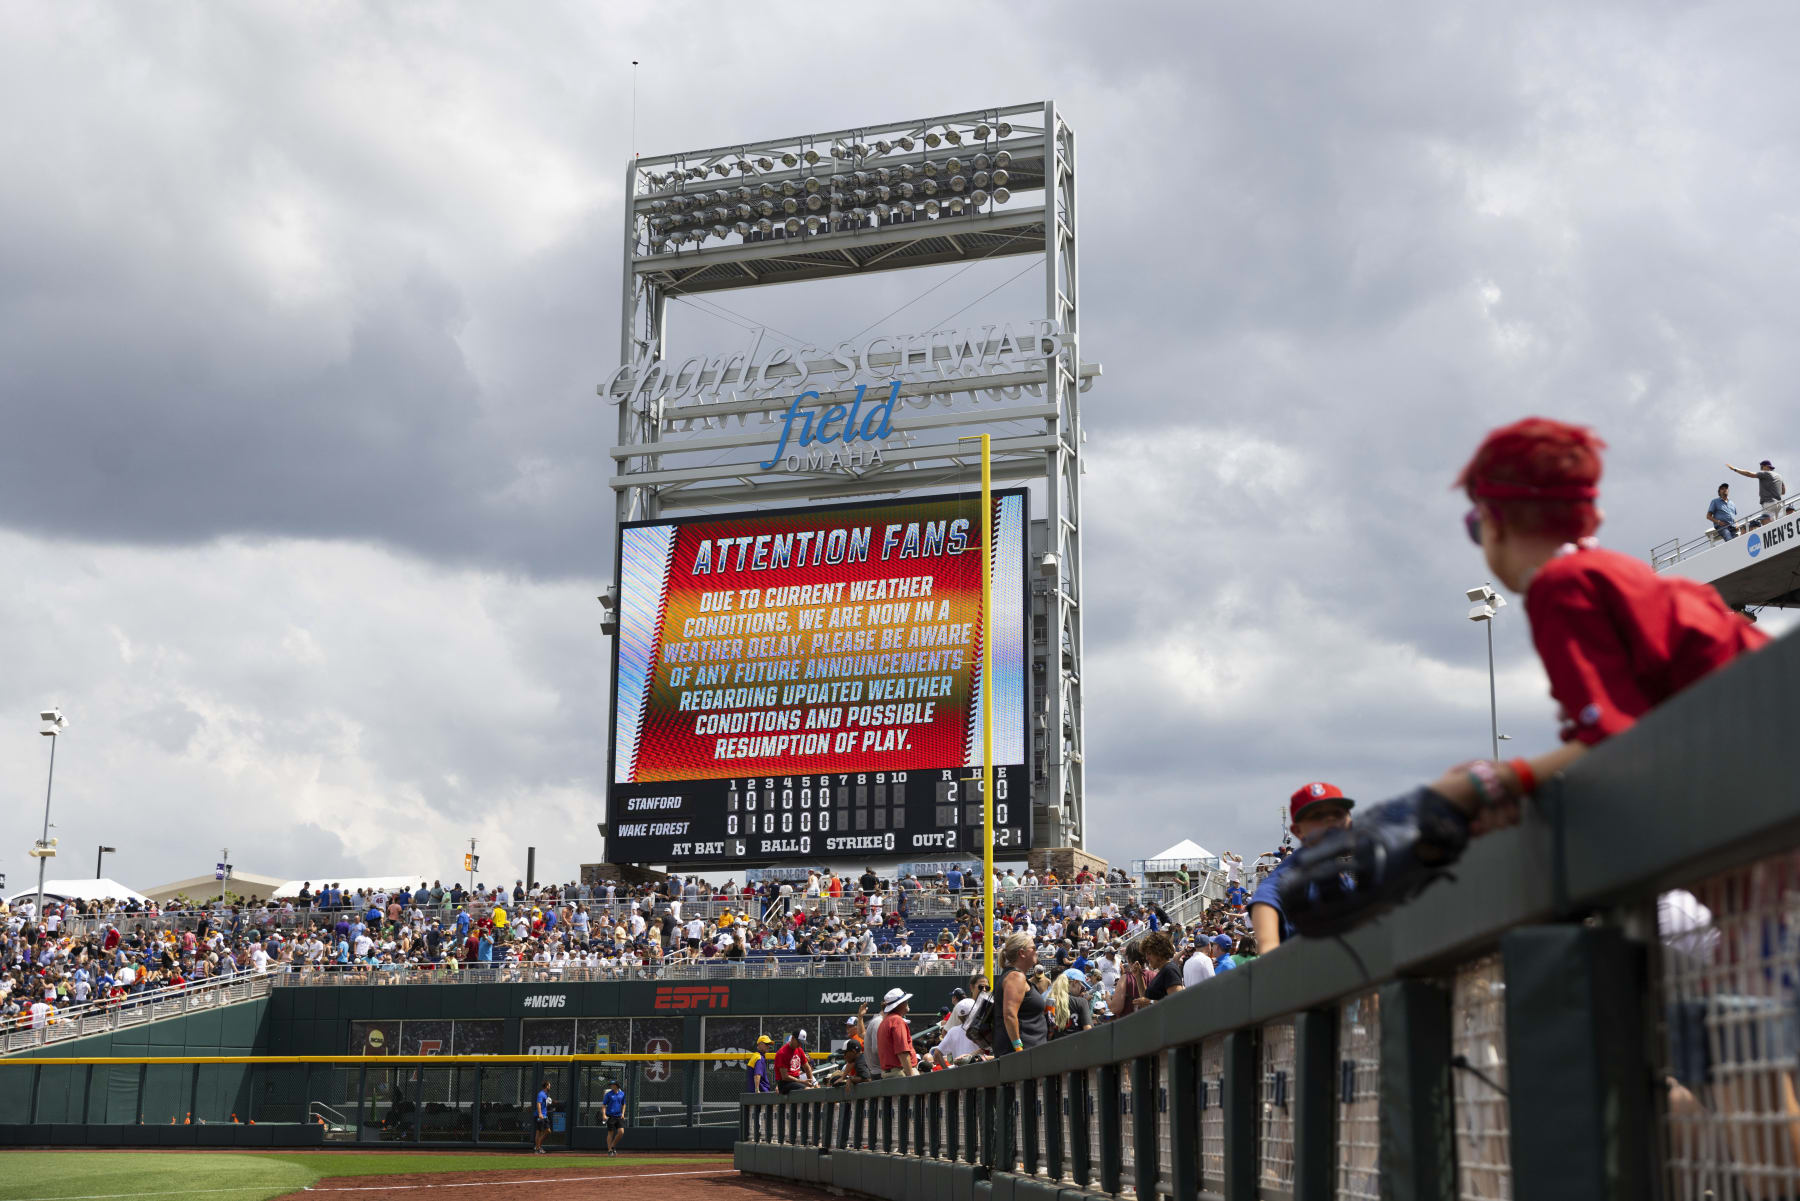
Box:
[1046,970,1073,1034]
[997,932,1049,1055]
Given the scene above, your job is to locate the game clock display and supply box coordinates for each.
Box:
[606,489,1031,867]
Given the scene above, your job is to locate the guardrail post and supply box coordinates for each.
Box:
[1167,1047,1198,1201]
[1222,1029,1258,1201]
[1044,1071,1064,1181]
[1023,1078,1041,1174]
[984,1083,1003,1171]
[1097,1061,1123,1194]
[1379,978,1456,1201]
[1132,1057,1157,1200]
[1070,1071,1093,1188]
[1502,925,1652,1201]
[1292,1008,1337,1201]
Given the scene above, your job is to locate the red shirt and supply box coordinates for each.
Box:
[773,1042,809,1083]
[1525,544,1768,746]
[877,1011,915,1072]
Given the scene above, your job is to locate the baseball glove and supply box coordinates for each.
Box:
[1276,786,1471,939]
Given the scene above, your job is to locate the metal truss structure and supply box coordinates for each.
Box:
[604,100,1091,850]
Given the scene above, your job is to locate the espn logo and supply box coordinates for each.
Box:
[653,985,730,1011]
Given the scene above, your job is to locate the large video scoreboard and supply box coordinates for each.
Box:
[607,490,1030,866]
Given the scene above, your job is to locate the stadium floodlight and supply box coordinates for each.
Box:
[805,194,825,211]
[898,135,915,151]
[852,143,868,157]
[875,139,893,154]
[755,217,773,234]
[757,200,775,217]
[921,161,939,177]
[783,217,802,236]
[1466,583,1506,759]
[649,199,668,214]
[973,171,990,189]
[897,200,915,216]
[735,204,753,220]
[995,150,1011,169]
[921,179,938,196]
[992,187,1011,204]
[712,224,730,239]
[780,152,798,167]
[974,154,991,171]
[782,197,799,214]
[803,148,820,164]
[780,180,798,197]
[923,199,940,217]
[997,121,1012,137]
[757,182,775,199]
[924,131,941,148]
[805,215,823,234]
[736,160,754,174]
[687,165,707,180]
[756,156,774,170]
[874,167,891,184]
[949,175,967,192]
[897,182,914,199]
[874,185,891,202]
[850,206,868,221]
[944,128,963,145]
[734,221,752,237]
[945,157,962,175]
[947,195,965,215]
[970,189,989,206]
[712,163,731,177]
[991,168,1009,188]
[804,176,821,193]
[1466,584,1506,621]
[975,122,992,140]
[873,202,892,220]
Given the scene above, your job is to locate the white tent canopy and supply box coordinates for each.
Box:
[269,875,437,899]
[1145,839,1213,864]
[6,878,151,906]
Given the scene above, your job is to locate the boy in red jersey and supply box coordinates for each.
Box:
[1280,418,1768,935]
[1448,417,1767,819]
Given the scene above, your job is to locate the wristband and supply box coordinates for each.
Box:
[1012,1039,1023,1050]
[1463,759,1505,809]
[1507,757,1537,797]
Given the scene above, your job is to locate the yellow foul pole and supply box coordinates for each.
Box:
[960,433,995,986]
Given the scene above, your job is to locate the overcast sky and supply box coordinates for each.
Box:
[3,1,1794,894]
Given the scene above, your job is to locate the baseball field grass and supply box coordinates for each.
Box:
[0,1150,735,1201]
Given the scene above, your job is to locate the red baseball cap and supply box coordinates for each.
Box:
[1289,782,1354,823]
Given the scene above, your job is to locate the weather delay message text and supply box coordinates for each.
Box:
[607,491,1028,866]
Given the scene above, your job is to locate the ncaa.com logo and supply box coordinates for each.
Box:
[522,994,568,1009]
[820,992,875,1005]
[1748,533,1763,558]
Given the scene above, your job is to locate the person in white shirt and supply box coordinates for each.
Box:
[1182,943,1215,988]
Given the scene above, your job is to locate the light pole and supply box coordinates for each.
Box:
[32,708,68,918]
[1466,585,1507,761]
[95,845,115,879]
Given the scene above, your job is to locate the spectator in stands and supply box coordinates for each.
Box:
[1727,458,1787,527]
[1182,934,1215,987]
[877,988,919,1077]
[1251,783,1355,952]
[997,931,1049,1054]
[773,1029,813,1093]
[1707,483,1741,541]
[1140,930,1184,1006]
[1442,419,1769,832]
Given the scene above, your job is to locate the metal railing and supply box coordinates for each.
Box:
[269,955,980,988]
[737,627,1799,1201]
[50,883,1173,944]
[3,971,274,1055]
[1651,501,1798,571]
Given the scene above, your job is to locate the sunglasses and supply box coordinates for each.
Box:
[1463,508,1482,546]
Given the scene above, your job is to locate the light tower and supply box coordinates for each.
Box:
[601,102,1096,852]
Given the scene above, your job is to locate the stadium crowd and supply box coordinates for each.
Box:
[0,854,1290,1037]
